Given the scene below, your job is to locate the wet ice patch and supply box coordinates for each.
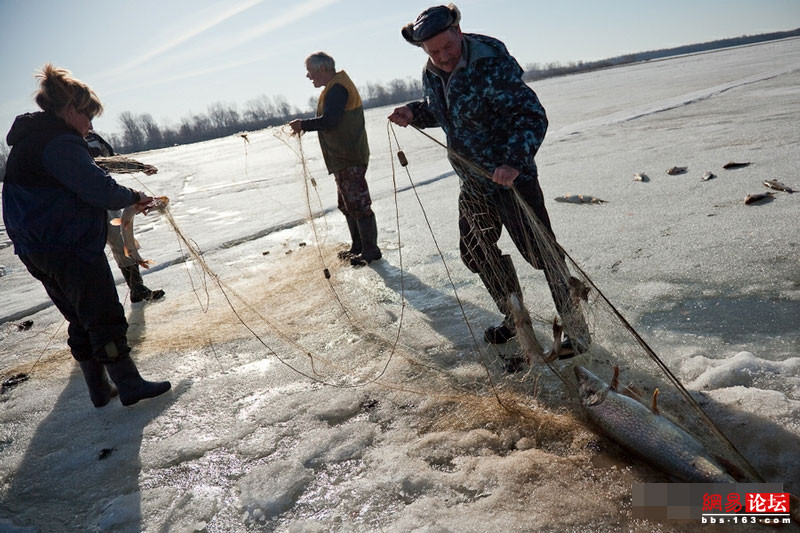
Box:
[235,426,279,458]
[97,492,141,531]
[145,428,222,468]
[295,422,377,467]
[238,460,313,522]
[308,393,362,425]
[143,485,223,533]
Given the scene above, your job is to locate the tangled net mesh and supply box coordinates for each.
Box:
[116,124,761,484]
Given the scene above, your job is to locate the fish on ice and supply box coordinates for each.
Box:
[744,192,775,205]
[554,194,607,204]
[723,161,750,169]
[574,365,736,483]
[763,179,794,193]
[666,166,687,175]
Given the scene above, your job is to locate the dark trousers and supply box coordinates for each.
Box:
[333,165,374,220]
[458,178,573,321]
[19,252,129,362]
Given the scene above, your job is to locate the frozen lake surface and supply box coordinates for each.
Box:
[1,38,799,532]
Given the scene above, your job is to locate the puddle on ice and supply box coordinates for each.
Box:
[640,296,800,343]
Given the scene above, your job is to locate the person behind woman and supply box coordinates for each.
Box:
[2,64,171,407]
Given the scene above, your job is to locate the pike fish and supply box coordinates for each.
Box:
[110,196,169,269]
[574,366,735,483]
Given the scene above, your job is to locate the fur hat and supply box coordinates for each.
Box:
[401,4,461,46]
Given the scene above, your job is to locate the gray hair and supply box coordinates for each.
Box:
[305,52,335,72]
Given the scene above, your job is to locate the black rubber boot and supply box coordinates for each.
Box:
[101,340,171,406]
[78,359,118,408]
[338,215,363,260]
[121,265,165,303]
[350,214,382,266]
[484,321,516,344]
[479,255,522,344]
[557,336,590,359]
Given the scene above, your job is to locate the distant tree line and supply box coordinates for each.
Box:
[96,77,425,154]
[104,94,303,154]
[523,28,800,81]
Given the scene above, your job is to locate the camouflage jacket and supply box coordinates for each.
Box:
[408,33,548,196]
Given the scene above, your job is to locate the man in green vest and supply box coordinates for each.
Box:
[289,52,381,266]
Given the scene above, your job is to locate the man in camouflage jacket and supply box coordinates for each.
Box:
[390,4,589,354]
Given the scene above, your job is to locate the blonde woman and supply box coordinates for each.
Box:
[2,64,170,407]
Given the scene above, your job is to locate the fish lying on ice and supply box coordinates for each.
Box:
[110,196,170,269]
[701,171,716,181]
[554,194,607,204]
[744,192,775,205]
[666,166,687,175]
[633,173,649,182]
[723,161,750,169]
[763,179,794,193]
[574,365,736,483]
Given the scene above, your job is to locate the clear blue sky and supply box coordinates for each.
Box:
[1,0,798,138]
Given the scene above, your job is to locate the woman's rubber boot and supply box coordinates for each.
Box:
[350,214,381,266]
[338,215,363,260]
[78,359,118,408]
[103,348,171,406]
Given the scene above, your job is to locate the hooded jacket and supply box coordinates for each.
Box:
[407,33,548,196]
[2,112,139,259]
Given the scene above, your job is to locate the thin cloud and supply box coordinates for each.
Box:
[214,0,342,53]
[97,12,383,100]
[100,0,341,89]
[109,0,264,75]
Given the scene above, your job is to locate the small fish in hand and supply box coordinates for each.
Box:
[110,196,170,268]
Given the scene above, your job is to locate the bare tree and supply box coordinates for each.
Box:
[272,95,293,119]
[244,95,276,123]
[118,111,145,152]
[138,113,163,150]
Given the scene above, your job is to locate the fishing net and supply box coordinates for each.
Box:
[380,123,763,484]
[95,155,157,174]
[112,124,761,487]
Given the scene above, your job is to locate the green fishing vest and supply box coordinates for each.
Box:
[316,71,370,174]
